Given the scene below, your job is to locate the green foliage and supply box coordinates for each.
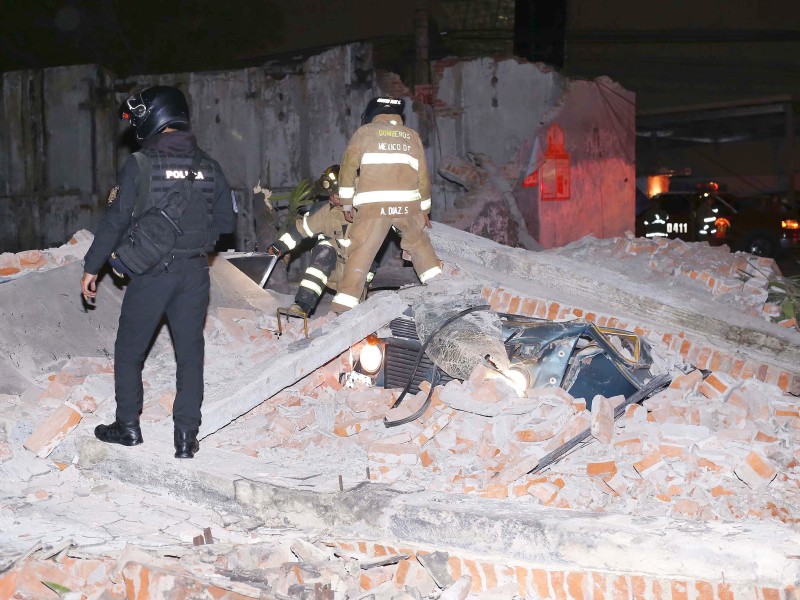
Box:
[767,274,800,322]
[269,179,315,235]
[42,581,72,596]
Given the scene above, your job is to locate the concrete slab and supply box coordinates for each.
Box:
[75,434,800,589]
[0,255,292,396]
[428,222,800,375]
[209,254,292,314]
[0,262,123,392]
[198,292,408,439]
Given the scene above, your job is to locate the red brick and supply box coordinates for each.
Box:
[520,298,538,316]
[672,580,689,600]
[567,572,588,600]
[591,572,607,600]
[547,303,560,320]
[630,576,646,599]
[463,559,483,592]
[695,581,714,600]
[735,451,777,489]
[717,583,735,600]
[612,576,630,600]
[23,403,82,458]
[448,556,463,582]
[515,566,529,597]
[532,569,551,598]
[698,372,736,400]
[669,369,703,391]
[586,460,617,478]
[550,571,568,600]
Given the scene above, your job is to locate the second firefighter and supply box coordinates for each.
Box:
[268,165,369,315]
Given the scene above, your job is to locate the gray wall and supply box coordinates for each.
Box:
[0,65,116,251]
[0,43,636,254]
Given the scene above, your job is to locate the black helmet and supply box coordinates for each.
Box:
[120,86,190,141]
[315,164,340,197]
[361,96,405,125]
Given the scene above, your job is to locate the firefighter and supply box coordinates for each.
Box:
[330,96,442,312]
[80,86,236,459]
[696,193,718,238]
[267,165,365,316]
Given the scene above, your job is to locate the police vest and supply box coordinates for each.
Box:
[134,149,217,253]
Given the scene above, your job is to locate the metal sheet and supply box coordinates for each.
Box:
[225,253,279,288]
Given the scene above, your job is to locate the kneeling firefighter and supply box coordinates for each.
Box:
[268,165,373,316]
[80,86,237,459]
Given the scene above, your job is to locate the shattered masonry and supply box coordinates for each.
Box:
[1,225,799,599]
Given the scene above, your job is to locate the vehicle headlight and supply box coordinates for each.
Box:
[358,334,384,375]
[501,367,529,397]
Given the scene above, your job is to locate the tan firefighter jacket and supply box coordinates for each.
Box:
[273,201,351,260]
[338,113,431,215]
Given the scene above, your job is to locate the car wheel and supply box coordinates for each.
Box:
[740,229,780,258]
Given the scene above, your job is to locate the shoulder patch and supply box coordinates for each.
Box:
[106,186,120,205]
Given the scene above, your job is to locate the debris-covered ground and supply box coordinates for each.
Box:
[1,230,799,598]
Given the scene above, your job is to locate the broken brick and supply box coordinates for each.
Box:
[23,403,82,458]
[698,372,737,401]
[586,460,617,478]
[669,369,703,391]
[734,451,777,489]
[590,396,615,444]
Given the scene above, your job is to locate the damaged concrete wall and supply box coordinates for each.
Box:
[432,58,636,249]
[0,65,117,252]
[0,46,377,253]
[2,43,635,254]
[113,44,377,252]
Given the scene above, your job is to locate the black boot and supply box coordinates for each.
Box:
[174,429,199,459]
[94,421,143,446]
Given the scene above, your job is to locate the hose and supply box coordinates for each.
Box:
[383,304,491,427]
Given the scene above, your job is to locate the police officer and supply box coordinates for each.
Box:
[331,96,441,312]
[268,165,366,316]
[80,86,236,459]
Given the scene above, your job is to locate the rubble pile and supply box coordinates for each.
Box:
[210,359,799,525]
[3,227,800,597]
[0,444,476,600]
[0,230,93,282]
[552,234,795,326]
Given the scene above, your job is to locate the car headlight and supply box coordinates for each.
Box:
[358,334,384,375]
[500,367,529,397]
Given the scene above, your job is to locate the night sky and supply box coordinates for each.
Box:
[0,1,285,76]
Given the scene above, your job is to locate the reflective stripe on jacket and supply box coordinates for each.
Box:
[272,202,351,258]
[339,114,431,213]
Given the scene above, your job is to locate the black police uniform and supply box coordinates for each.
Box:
[83,130,236,433]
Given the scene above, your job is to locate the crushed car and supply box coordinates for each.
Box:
[350,298,666,427]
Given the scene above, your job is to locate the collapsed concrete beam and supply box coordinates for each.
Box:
[0,255,287,396]
[76,435,800,589]
[428,223,800,376]
[209,255,292,314]
[198,292,408,439]
[0,262,124,394]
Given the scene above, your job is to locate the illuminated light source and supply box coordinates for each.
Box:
[646,174,670,197]
[358,334,384,375]
[714,217,730,237]
[782,219,799,230]
[501,368,529,397]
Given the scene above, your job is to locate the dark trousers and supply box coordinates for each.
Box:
[114,256,210,431]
